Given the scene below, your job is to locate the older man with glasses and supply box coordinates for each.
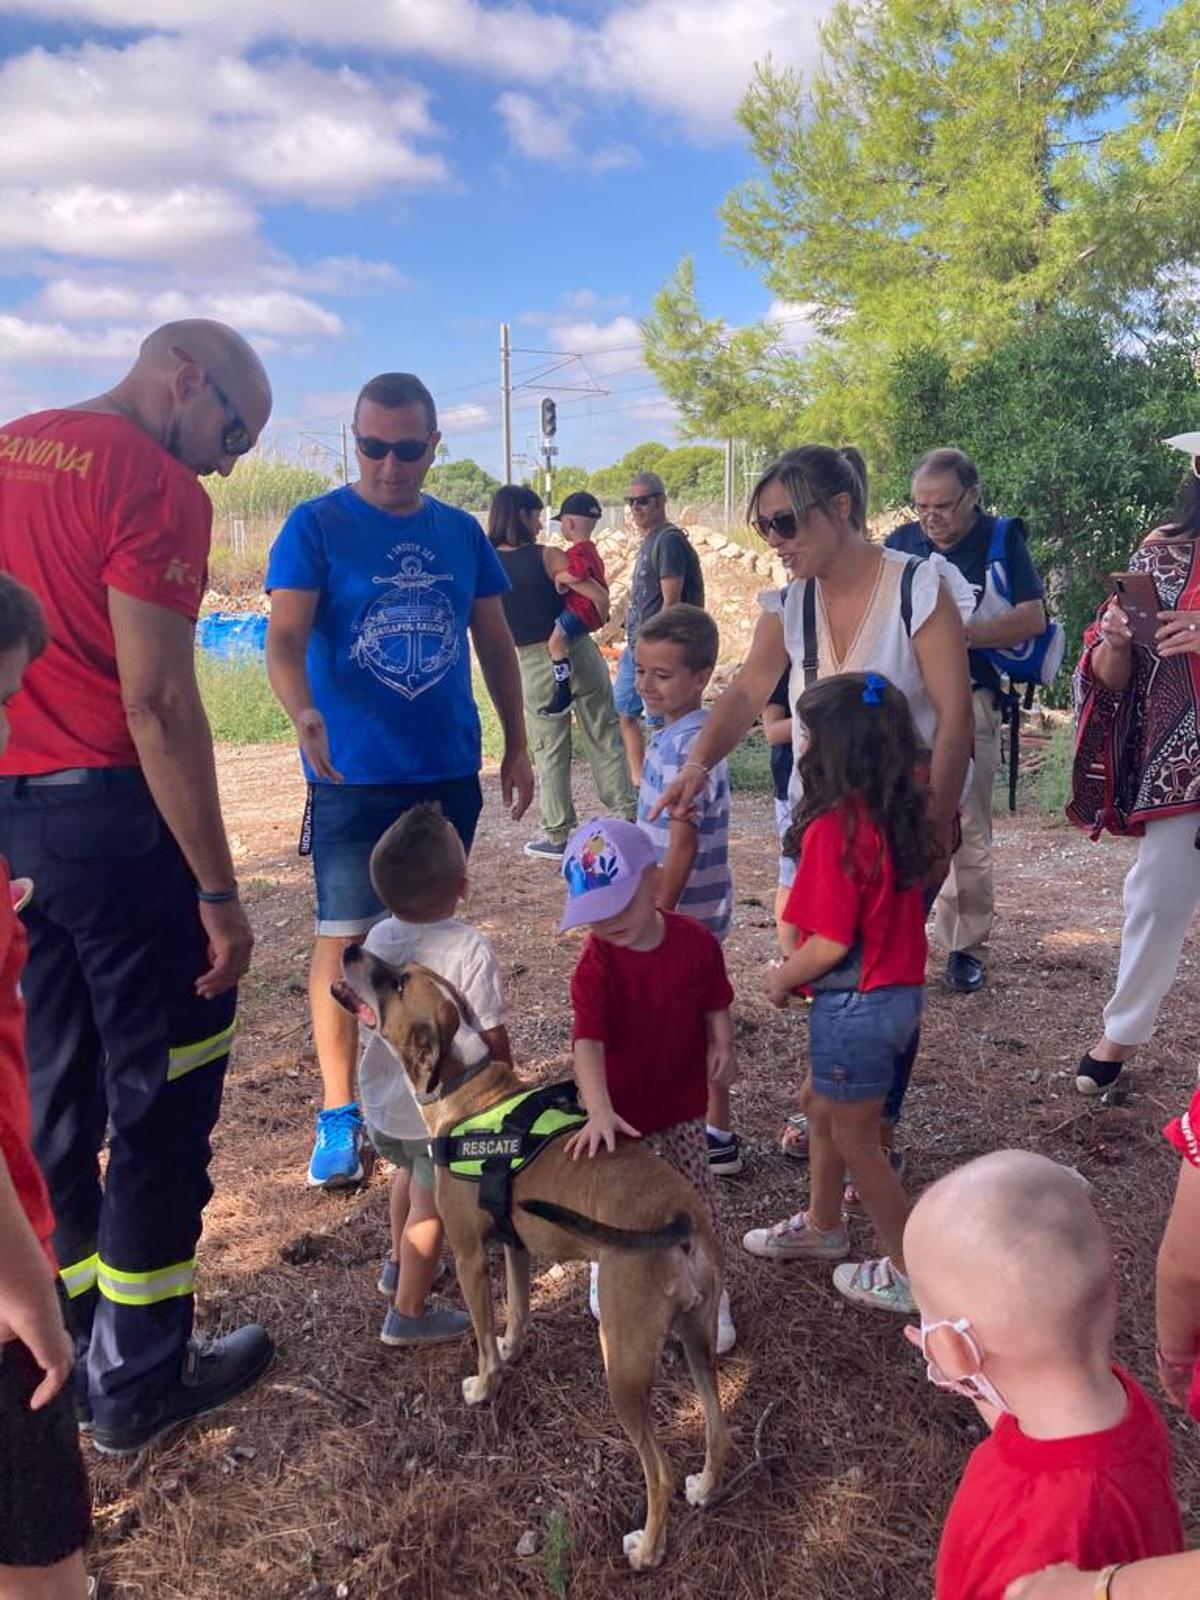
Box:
[266,372,533,1193]
[886,447,1048,994]
[0,319,276,1456]
[616,471,704,784]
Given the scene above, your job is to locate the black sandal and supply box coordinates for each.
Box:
[1075,1051,1125,1097]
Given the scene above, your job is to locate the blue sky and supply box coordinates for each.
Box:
[0,2,829,475]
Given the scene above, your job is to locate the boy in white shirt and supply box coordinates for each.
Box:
[357,804,511,1345]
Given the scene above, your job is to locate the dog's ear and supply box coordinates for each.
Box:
[406,1018,444,1093]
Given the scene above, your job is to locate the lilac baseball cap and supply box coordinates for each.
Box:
[559,817,657,933]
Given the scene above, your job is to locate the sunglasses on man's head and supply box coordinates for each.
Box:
[625,492,662,508]
[752,510,799,540]
[354,432,432,463]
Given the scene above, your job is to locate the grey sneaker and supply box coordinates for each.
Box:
[831,1256,915,1315]
[380,1305,471,1346]
[524,837,566,861]
[742,1211,850,1262]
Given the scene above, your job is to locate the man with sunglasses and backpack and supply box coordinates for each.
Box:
[266,371,533,1190]
[887,447,1052,995]
[0,320,277,1457]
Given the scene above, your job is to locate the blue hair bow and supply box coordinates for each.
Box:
[862,672,887,706]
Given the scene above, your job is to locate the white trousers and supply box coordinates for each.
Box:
[1103,810,1200,1046]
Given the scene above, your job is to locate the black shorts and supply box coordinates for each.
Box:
[0,1334,91,1567]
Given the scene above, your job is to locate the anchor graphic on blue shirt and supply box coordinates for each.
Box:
[351,555,459,700]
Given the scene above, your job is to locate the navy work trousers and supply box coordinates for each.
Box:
[0,768,235,1429]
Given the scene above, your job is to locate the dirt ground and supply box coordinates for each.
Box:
[86,746,1200,1600]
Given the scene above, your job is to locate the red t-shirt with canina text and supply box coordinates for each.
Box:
[0,410,212,774]
[0,859,55,1266]
[782,803,927,990]
[570,911,734,1135]
[935,1367,1182,1600]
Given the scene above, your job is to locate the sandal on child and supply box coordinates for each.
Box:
[779,1112,810,1161]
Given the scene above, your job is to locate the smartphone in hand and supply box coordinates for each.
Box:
[1110,573,1161,649]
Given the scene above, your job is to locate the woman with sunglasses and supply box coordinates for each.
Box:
[486,485,635,861]
[651,446,974,1203]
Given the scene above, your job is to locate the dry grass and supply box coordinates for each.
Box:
[85,746,1200,1598]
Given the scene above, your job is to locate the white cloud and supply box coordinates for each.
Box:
[0,314,140,362]
[547,314,645,376]
[5,0,830,139]
[38,280,343,340]
[766,297,821,352]
[0,184,258,261]
[442,402,491,430]
[496,91,577,163]
[0,39,446,207]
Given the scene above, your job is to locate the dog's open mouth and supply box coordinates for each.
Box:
[330,979,377,1028]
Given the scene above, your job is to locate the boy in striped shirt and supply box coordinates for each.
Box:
[635,604,739,1174]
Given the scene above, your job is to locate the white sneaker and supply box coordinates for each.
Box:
[588,1261,600,1320]
[717,1290,736,1355]
[742,1211,850,1262]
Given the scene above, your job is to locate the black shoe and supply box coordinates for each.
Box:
[1075,1052,1125,1097]
[537,679,573,719]
[945,951,984,993]
[707,1130,743,1176]
[523,837,566,861]
[91,1324,274,1456]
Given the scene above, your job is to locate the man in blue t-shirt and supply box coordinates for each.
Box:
[886,447,1047,995]
[265,371,533,1188]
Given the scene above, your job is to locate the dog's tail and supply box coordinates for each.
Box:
[518,1199,692,1251]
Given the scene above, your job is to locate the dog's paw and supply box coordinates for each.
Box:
[461,1374,493,1406]
[685,1471,714,1507]
[497,1333,523,1363]
[622,1529,664,1571]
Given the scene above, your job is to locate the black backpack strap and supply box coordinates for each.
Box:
[801,580,818,687]
[1006,688,1021,813]
[477,1159,522,1249]
[900,556,920,637]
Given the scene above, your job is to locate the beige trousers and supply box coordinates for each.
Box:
[933,688,1002,957]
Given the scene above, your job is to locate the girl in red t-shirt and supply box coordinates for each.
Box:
[743,671,934,1316]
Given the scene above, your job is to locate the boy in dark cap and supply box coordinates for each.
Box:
[539,491,610,718]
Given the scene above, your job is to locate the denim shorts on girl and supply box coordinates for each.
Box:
[305,776,483,936]
[809,985,925,1103]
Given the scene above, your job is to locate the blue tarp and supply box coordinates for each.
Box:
[197,612,267,660]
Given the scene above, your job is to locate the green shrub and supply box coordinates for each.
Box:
[197,657,292,744]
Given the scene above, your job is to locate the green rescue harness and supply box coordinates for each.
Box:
[431,1080,586,1248]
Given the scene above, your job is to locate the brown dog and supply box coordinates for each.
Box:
[334,946,729,1570]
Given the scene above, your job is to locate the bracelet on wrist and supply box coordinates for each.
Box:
[679,759,710,779]
[1094,1563,1126,1600]
[196,885,239,905]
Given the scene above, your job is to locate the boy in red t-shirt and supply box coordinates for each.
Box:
[0,575,90,1596]
[559,815,738,1353]
[538,492,610,719]
[904,1150,1182,1600]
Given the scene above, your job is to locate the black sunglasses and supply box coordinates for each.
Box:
[355,432,432,463]
[172,346,252,457]
[752,510,799,540]
[625,492,662,508]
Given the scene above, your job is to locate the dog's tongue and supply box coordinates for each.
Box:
[330,979,376,1028]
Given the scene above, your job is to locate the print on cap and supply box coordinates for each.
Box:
[559,816,657,932]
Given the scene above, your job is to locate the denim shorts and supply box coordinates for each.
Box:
[308,776,483,936]
[556,607,590,642]
[809,985,925,1103]
[613,643,644,717]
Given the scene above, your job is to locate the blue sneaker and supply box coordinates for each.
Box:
[307,1103,365,1189]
